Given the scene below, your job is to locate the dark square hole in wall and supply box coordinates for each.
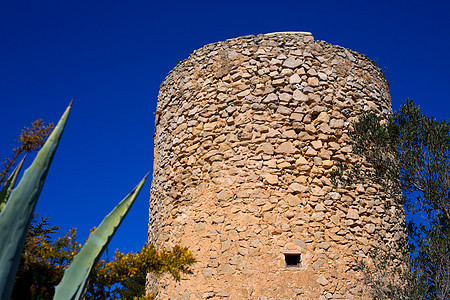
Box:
[284,253,300,268]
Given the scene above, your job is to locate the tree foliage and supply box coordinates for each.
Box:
[2,120,196,299]
[0,120,54,186]
[10,217,195,300]
[11,217,80,300]
[334,100,450,299]
[85,244,195,300]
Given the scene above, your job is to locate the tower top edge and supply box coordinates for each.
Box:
[263,31,313,36]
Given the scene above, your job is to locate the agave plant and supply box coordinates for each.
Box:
[0,102,148,300]
[53,175,147,300]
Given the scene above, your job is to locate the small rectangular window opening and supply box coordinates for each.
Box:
[284,253,301,268]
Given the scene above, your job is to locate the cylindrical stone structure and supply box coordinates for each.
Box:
[148,32,405,299]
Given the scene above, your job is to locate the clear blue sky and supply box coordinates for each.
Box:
[1,0,449,254]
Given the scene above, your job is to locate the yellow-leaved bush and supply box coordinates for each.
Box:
[85,243,195,300]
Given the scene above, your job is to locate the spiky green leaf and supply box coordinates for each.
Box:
[0,103,71,300]
[0,157,25,212]
[53,174,148,300]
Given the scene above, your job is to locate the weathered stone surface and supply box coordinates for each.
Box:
[277,106,292,115]
[293,90,307,101]
[202,268,214,279]
[218,190,233,201]
[275,141,297,154]
[366,223,376,233]
[289,182,304,193]
[305,147,317,156]
[281,129,297,139]
[314,112,329,123]
[315,203,326,212]
[217,290,230,297]
[318,72,328,81]
[317,275,329,286]
[322,160,333,168]
[308,77,319,86]
[311,140,323,150]
[286,194,301,206]
[283,57,302,68]
[347,209,360,220]
[330,118,344,128]
[289,73,301,84]
[265,174,279,185]
[279,93,292,102]
[217,264,235,275]
[256,143,274,155]
[290,112,304,122]
[263,93,278,103]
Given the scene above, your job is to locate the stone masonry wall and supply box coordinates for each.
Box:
[148,32,405,299]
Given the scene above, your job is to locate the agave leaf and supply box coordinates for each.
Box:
[53,174,148,300]
[0,156,26,213]
[0,103,71,300]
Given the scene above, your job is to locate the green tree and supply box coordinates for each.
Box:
[334,100,449,299]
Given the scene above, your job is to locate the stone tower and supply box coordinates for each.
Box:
[148,32,405,299]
